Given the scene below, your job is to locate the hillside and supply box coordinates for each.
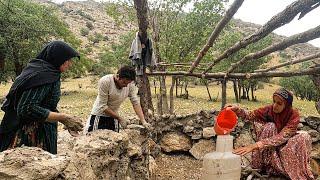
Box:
[37,0,319,67]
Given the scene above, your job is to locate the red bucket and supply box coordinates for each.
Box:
[214,108,237,135]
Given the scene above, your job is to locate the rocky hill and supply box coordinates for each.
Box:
[37,0,319,66]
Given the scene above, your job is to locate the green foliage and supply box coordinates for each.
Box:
[95,31,134,75]
[154,0,226,66]
[62,55,93,79]
[88,33,104,44]
[86,21,94,30]
[0,0,90,82]
[105,1,136,26]
[80,28,90,36]
[76,10,95,21]
[280,76,320,101]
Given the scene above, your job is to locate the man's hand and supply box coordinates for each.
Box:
[232,143,258,156]
[118,117,128,129]
[142,122,153,131]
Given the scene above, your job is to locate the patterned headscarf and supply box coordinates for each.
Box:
[254,88,299,132]
[273,88,293,106]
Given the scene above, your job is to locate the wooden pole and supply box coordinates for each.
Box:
[203,0,320,74]
[226,25,320,75]
[189,0,245,73]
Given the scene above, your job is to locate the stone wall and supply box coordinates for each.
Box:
[1,110,319,179]
[0,125,151,180]
[151,110,320,175]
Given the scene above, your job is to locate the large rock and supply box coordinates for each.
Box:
[305,116,320,130]
[0,147,70,180]
[202,127,216,139]
[0,130,137,180]
[189,139,215,160]
[160,132,192,152]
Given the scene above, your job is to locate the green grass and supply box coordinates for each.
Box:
[0,76,319,121]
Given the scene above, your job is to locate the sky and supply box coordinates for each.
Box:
[51,0,320,47]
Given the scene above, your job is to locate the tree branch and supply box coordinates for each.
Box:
[148,66,320,79]
[189,0,244,73]
[225,25,320,76]
[203,0,320,74]
[255,52,320,72]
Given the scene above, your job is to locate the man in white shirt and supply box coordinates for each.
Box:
[85,66,152,132]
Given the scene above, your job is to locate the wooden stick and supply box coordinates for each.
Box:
[203,0,320,74]
[255,52,320,72]
[147,66,320,79]
[188,0,245,73]
[225,25,320,76]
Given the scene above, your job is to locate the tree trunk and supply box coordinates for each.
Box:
[160,76,169,114]
[242,86,246,99]
[246,87,250,101]
[238,80,241,102]
[233,80,239,102]
[153,78,157,95]
[175,78,178,97]
[184,79,189,99]
[250,84,255,101]
[169,76,176,114]
[133,0,154,120]
[0,58,4,72]
[14,60,23,76]
[205,81,212,101]
[311,74,320,114]
[221,79,227,109]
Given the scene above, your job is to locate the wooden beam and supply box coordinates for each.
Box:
[189,0,245,73]
[147,66,320,79]
[203,0,320,74]
[255,52,320,72]
[225,25,320,76]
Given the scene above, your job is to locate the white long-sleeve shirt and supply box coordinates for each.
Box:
[90,74,140,116]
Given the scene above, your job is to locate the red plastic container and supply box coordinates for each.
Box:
[214,108,237,135]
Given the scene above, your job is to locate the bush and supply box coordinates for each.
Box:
[80,28,89,36]
[88,33,104,44]
[86,21,94,30]
[280,76,320,101]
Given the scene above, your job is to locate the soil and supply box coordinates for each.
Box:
[155,153,202,180]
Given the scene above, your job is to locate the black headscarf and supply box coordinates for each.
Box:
[0,41,80,133]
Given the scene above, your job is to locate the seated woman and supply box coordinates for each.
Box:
[228,88,314,180]
[0,41,84,154]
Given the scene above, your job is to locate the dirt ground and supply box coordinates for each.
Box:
[155,153,202,180]
[154,153,297,180]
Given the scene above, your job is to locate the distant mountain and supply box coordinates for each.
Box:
[36,0,319,67]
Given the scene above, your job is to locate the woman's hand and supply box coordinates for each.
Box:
[232,143,258,156]
[60,114,84,132]
[224,104,240,112]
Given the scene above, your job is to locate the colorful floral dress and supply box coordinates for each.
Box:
[236,106,314,180]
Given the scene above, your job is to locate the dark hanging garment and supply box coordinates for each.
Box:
[129,32,156,75]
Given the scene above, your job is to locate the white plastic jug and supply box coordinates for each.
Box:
[202,135,241,180]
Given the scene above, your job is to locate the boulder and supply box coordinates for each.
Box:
[160,132,192,152]
[202,127,216,139]
[189,139,215,160]
[0,147,69,180]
